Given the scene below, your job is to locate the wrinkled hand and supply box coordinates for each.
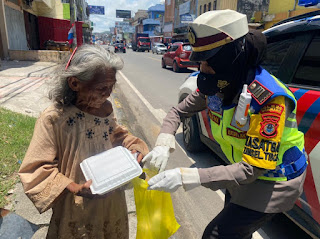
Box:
[142,146,170,172]
[148,168,182,193]
[131,149,143,163]
[67,180,92,196]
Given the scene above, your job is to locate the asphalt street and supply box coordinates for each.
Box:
[115,48,312,239]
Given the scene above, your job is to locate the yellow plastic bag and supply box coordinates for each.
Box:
[132,170,180,239]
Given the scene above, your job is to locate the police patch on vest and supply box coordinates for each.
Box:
[260,103,284,138]
[208,110,220,125]
[243,136,280,162]
[207,95,222,114]
[248,80,273,105]
[227,128,246,139]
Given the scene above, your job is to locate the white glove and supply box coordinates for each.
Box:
[148,168,182,192]
[142,133,176,172]
[142,145,170,172]
[148,168,201,193]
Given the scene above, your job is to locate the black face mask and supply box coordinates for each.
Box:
[197,72,231,96]
[197,39,247,105]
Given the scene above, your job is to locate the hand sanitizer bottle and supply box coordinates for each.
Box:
[235,84,251,127]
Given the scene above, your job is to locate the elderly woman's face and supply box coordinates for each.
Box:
[75,68,117,108]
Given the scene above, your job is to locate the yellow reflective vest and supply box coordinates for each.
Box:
[207,67,307,181]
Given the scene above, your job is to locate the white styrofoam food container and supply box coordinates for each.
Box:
[80,146,142,195]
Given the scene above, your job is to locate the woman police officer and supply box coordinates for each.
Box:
[143,10,308,239]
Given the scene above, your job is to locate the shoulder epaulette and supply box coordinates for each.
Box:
[248,80,274,105]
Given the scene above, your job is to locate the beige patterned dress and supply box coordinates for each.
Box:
[18,103,149,239]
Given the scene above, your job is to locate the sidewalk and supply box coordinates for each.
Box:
[0,60,138,238]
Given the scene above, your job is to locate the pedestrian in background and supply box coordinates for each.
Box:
[144,10,308,238]
[19,45,149,239]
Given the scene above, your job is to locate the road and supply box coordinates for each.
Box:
[115,48,312,239]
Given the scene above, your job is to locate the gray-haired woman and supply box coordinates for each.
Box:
[18,45,149,239]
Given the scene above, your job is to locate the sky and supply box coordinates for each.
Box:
[87,0,165,33]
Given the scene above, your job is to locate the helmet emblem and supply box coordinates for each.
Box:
[188,27,196,45]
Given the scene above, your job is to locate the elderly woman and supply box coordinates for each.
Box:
[19,45,149,239]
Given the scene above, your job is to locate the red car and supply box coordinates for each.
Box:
[162,42,199,72]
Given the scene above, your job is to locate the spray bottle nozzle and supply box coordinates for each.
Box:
[242,84,248,94]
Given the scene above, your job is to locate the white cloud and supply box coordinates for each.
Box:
[87,0,162,33]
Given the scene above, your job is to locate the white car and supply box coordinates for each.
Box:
[152,43,167,54]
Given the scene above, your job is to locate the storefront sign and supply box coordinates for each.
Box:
[116,10,131,19]
[89,5,105,15]
[164,22,173,32]
[181,14,193,23]
[179,1,190,15]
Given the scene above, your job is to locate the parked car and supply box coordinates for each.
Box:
[114,43,126,53]
[162,42,200,72]
[152,43,167,54]
[178,11,320,238]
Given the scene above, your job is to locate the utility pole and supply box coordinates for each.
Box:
[70,0,77,49]
[0,0,9,59]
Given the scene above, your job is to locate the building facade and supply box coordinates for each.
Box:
[0,0,90,59]
[164,0,175,41]
[173,0,198,42]
[143,4,165,36]
[132,9,148,34]
[263,0,319,28]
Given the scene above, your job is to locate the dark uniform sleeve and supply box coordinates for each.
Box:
[160,90,207,135]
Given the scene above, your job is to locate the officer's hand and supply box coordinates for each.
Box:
[142,145,170,172]
[148,168,182,193]
[148,168,201,192]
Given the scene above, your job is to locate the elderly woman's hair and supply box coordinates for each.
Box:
[49,44,124,105]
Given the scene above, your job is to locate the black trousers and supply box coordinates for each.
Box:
[202,191,276,239]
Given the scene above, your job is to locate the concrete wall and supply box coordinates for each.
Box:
[237,0,269,20]
[269,0,306,15]
[9,50,69,62]
[264,0,319,29]
[32,0,64,19]
[5,6,28,50]
[198,0,237,15]
[218,0,237,11]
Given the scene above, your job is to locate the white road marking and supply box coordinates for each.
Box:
[118,70,268,239]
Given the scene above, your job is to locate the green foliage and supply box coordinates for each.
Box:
[0,108,36,208]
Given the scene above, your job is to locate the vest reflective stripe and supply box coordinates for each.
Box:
[285,112,297,128]
[285,119,298,128]
[271,76,305,168]
[207,71,306,181]
[288,112,296,119]
[258,165,287,181]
